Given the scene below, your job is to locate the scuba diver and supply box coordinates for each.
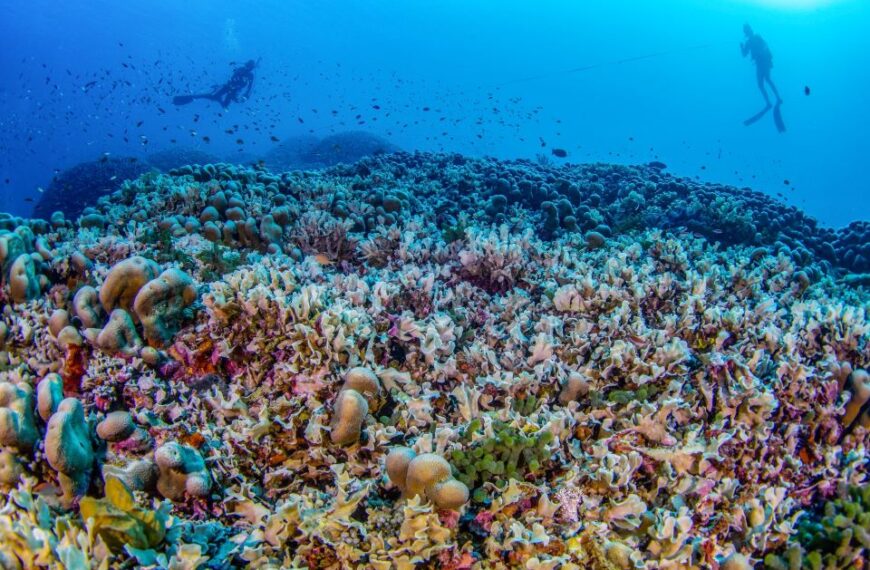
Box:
[741,25,785,133]
[173,59,257,108]
[741,24,781,107]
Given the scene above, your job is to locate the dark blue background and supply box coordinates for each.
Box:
[1,0,867,226]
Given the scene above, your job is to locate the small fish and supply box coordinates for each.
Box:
[313,254,334,266]
[804,86,810,96]
[783,179,790,185]
[270,135,280,142]
[24,197,34,202]
[109,176,117,181]
[37,187,44,193]
[551,148,567,158]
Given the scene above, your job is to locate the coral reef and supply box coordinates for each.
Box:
[0,152,866,568]
[32,156,153,221]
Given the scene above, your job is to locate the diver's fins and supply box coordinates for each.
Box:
[773,101,786,133]
[743,104,772,126]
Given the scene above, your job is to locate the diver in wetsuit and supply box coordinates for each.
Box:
[173,59,257,108]
[741,24,781,106]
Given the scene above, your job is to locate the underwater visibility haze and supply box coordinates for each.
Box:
[0,1,868,568]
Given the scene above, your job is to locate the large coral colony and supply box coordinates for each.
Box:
[0,151,867,569]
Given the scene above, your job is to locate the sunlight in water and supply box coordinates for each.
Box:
[738,0,841,9]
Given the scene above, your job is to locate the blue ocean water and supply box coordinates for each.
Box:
[0,0,867,226]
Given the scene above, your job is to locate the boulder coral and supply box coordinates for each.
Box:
[85,308,143,357]
[45,398,95,501]
[0,230,24,268]
[36,373,64,421]
[99,256,161,313]
[73,285,104,329]
[48,309,70,338]
[330,390,369,446]
[96,411,135,442]
[329,366,382,446]
[154,441,212,501]
[0,382,38,451]
[132,267,197,347]
[386,448,469,511]
[102,458,158,492]
[842,368,869,430]
[8,253,41,303]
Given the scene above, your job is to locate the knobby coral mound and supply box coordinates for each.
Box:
[0,152,866,568]
[31,156,153,221]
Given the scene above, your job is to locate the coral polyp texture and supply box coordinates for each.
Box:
[0,151,867,569]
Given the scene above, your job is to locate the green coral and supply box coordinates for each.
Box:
[511,393,542,416]
[705,195,757,243]
[450,416,554,499]
[606,384,661,405]
[441,216,470,244]
[195,241,248,282]
[764,484,870,570]
[143,227,196,268]
[78,476,171,553]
